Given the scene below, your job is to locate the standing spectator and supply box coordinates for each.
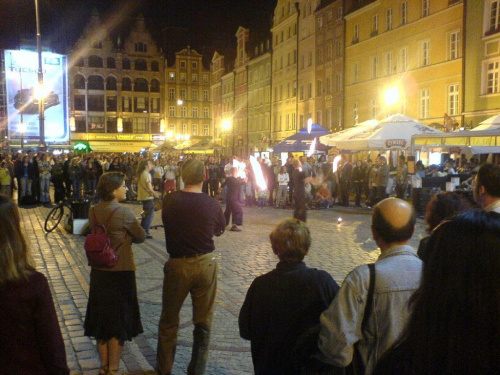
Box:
[84,172,146,375]
[300,155,312,177]
[0,161,12,197]
[28,150,40,203]
[374,211,500,375]
[108,156,123,173]
[367,158,379,207]
[156,159,225,375]
[352,160,365,207]
[163,160,177,194]
[3,154,15,198]
[207,156,220,197]
[51,155,66,203]
[136,159,161,239]
[276,166,289,208]
[82,158,98,199]
[239,219,339,374]
[15,155,35,201]
[221,167,246,232]
[363,159,373,204]
[292,159,308,222]
[63,152,73,198]
[286,156,295,205]
[376,155,390,203]
[38,153,52,205]
[395,155,408,199]
[417,192,474,263]
[473,162,500,213]
[69,157,83,200]
[339,156,353,207]
[319,198,422,374]
[0,195,69,375]
[152,159,165,193]
[267,158,278,206]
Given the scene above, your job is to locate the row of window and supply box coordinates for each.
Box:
[167,88,210,101]
[77,56,160,71]
[91,41,149,53]
[167,123,210,136]
[168,71,210,84]
[72,116,161,134]
[74,95,161,113]
[168,106,210,118]
[74,75,161,92]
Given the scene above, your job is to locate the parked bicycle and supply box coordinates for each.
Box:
[44,191,96,233]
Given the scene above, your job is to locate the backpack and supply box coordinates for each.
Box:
[84,207,119,267]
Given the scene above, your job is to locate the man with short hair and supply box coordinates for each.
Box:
[319,198,422,374]
[395,155,408,199]
[156,159,226,375]
[375,155,389,202]
[474,162,500,213]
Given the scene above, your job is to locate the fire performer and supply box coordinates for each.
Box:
[220,167,247,231]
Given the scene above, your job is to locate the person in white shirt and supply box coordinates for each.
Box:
[276,166,289,208]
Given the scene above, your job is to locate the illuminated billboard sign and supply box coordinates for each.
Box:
[4,49,69,143]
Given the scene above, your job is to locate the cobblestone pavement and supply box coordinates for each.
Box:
[22,201,426,375]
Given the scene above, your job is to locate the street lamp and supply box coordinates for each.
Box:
[384,86,400,115]
[35,0,46,150]
[19,121,26,152]
[117,117,123,133]
[70,116,76,132]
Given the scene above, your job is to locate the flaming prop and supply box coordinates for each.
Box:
[332,155,342,173]
[249,156,267,190]
[232,159,247,179]
[307,138,317,157]
[307,118,313,134]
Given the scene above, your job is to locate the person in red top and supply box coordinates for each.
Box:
[0,194,69,375]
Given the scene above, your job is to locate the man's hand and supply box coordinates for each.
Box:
[153,191,161,199]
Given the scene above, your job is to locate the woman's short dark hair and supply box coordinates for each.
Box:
[269,219,311,262]
[97,172,125,201]
[181,159,205,185]
[424,191,473,232]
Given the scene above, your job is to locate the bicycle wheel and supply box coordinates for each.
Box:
[44,204,64,233]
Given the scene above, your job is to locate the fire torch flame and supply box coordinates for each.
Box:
[307,118,313,134]
[307,138,317,157]
[249,156,267,190]
[332,155,342,173]
[233,159,246,179]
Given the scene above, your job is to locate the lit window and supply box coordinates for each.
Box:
[401,1,408,25]
[486,61,500,94]
[449,31,460,60]
[419,89,430,118]
[447,84,459,116]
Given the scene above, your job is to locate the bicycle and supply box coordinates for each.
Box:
[44,190,96,233]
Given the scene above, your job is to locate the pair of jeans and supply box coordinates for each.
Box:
[19,177,32,198]
[277,185,287,206]
[140,199,155,235]
[72,179,81,199]
[224,198,243,226]
[40,177,51,203]
[156,254,218,375]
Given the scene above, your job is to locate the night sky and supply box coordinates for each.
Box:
[0,0,277,61]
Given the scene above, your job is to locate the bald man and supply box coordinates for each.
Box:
[318,198,422,374]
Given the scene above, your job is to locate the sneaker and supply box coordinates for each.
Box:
[146,235,153,239]
[230,224,242,232]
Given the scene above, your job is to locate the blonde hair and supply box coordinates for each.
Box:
[269,218,311,261]
[0,195,35,284]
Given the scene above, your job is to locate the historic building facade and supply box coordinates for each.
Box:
[69,11,165,152]
[247,41,272,153]
[164,46,212,141]
[343,0,463,129]
[271,0,299,143]
[315,0,345,132]
[463,0,500,127]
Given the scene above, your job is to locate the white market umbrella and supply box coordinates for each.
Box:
[335,114,442,151]
[319,119,378,147]
[472,114,500,131]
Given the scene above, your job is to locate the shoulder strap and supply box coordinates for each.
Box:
[361,263,376,332]
[103,207,119,227]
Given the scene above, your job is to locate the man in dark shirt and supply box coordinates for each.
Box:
[239,218,339,374]
[156,159,226,375]
[220,167,246,231]
[292,159,308,222]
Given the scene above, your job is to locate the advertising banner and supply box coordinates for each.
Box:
[4,49,69,143]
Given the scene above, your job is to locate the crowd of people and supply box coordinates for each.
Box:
[0,148,499,374]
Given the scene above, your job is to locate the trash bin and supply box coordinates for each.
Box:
[71,201,90,219]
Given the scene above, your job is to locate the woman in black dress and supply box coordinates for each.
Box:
[84,172,146,375]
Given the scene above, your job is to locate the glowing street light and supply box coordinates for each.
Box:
[117,117,123,133]
[70,116,76,132]
[384,86,400,116]
[160,118,166,133]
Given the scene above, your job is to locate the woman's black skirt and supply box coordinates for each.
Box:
[84,269,143,343]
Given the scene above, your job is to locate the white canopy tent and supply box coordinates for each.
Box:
[334,114,442,152]
[470,114,500,131]
[319,119,378,147]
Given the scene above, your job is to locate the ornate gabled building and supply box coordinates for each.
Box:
[69,10,165,152]
[164,46,212,141]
